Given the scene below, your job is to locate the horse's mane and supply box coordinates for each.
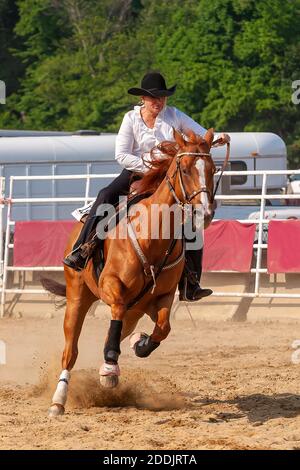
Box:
[132,141,178,196]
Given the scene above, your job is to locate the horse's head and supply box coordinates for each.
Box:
[169,128,216,228]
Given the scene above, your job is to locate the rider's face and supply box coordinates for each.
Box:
[142,95,167,115]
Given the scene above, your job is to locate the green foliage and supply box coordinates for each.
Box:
[0,0,25,94]
[0,0,300,166]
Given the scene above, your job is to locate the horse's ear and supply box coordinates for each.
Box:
[204,128,214,148]
[173,128,185,147]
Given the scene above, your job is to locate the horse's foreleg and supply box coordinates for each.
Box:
[130,295,173,358]
[49,285,96,417]
[121,310,144,342]
[99,302,127,388]
[151,306,171,343]
[99,309,142,387]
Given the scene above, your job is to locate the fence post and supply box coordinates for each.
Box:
[0,177,5,280]
[85,173,91,206]
[1,177,13,317]
[254,173,267,296]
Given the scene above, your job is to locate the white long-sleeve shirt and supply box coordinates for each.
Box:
[115,105,208,173]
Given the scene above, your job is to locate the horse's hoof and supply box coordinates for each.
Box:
[48,404,65,417]
[99,374,119,388]
[130,332,160,358]
[129,332,148,350]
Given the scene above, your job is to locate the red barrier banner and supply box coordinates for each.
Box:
[203,220,256,272]
[268,220,300,273]
[13,219,256,271]
[13,221,76,267]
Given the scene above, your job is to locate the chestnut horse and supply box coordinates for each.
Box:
[44,128,216,416]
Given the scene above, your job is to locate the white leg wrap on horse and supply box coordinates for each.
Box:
[99,362,120,377]
[51,369,70,407]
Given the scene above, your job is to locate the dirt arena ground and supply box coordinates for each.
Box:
[1,293,300,451]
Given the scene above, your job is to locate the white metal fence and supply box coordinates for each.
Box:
[1,169,300,317]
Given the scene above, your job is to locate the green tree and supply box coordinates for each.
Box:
[0,0,24,94]
[0,0,300,166]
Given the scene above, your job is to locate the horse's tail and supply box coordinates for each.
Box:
[40,277,66,297]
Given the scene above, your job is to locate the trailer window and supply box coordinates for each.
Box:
[230,161,247,185]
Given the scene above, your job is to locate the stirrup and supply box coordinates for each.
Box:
[80,238,98,257]
[63,245,87,271]
[64,244,82,258]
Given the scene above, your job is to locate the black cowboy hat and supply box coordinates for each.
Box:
[128,72,176,98]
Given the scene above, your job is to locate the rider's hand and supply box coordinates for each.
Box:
[216,133,231,146]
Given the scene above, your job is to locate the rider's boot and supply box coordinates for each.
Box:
[63,237,98,272]
[179,248,213,302]
[63,213,99,271]
[179,275,213,301]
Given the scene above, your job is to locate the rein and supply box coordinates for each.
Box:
[212,140,230,199]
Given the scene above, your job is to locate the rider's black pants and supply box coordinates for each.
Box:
[73,169,133,250]
[73,168,203,285]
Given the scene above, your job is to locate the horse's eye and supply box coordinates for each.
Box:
[182,169,188,176]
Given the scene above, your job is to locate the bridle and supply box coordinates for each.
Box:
[165,138,230,207]
[126,138,230,305]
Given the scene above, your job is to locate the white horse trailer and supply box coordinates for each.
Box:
[0,131,287,223]
[212,132,287,194]
[0,134,118,223]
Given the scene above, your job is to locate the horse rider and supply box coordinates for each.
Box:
[63,72,230,301]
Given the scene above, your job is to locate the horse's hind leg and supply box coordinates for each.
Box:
[49,281,96,417]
